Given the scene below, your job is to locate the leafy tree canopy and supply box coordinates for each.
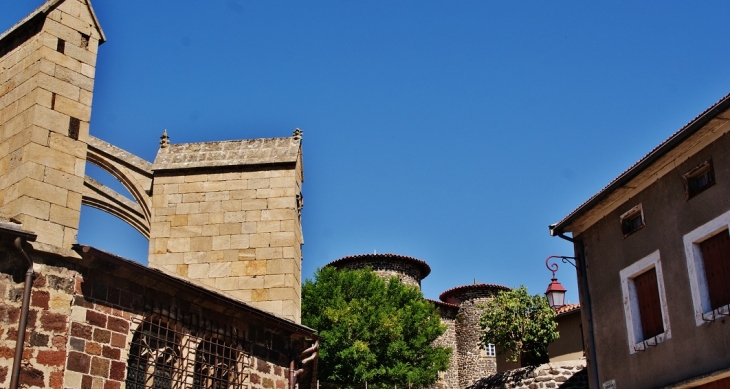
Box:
[302,267,450,388]
[478,286,558,366]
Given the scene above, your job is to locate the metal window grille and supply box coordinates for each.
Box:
[194,337,249,389]
[126,315,251,389]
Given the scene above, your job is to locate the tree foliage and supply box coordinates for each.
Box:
[302,267,451,388]
[478,286,558,366]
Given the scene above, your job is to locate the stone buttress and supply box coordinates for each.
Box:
[148,132,305,323]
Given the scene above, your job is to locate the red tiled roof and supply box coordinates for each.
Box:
[550,92,730,235]
[439,283,510,303]
[555,303,580,317]
[325,253,431,278]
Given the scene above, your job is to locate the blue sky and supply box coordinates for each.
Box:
[4,0,730,303]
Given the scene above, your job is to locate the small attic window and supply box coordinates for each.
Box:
[621,204,645,237]
[684,159,715,199]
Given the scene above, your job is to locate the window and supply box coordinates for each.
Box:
[194,338,245,389]
[620,204,645,237]
[683,159,715,199]
[633,268,664,340]
[699,231,730,310]
[127,317,250,389]
[620,251,670,353]
[684,210,730,326]
[484,343,496,357]
[126,319,182,389]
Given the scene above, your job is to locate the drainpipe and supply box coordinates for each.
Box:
[552,230,599,389]
[290,341,319,389]
[10,237,35,389]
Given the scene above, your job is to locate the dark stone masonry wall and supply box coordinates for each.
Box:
[329,257,426,288]
[372,269,420,288]
[0,248,304,389]
[431,304,459,389]
[466,361,588,389]
[455,297,496,388]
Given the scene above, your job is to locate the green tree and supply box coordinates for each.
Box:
[478,286,558,367]
[302,267,451,389]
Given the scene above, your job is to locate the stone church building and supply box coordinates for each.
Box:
[0,1,318,389]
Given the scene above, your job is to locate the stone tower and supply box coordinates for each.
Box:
[440,283,510,388]
[325,253,431,288]
[148,133,305,323]
[0,0,307,326]
[0,0,104,249]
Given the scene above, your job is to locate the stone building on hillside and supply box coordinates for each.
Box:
[0,1,317,389]
[326,254,509,389]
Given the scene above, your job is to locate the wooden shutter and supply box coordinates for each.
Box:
[700,230,730,310]
[634,268,664,340]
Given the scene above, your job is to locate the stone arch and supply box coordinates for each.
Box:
[81,136,153,238]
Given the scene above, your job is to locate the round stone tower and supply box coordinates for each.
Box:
[326,253,431,288]
[439,283,510,388]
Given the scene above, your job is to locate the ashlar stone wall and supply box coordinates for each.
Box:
[148,139,304,323]
[0,0,102,249]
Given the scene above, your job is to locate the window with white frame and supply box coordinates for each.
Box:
[683,209,730,326]
[619,250,671,354]
[620,204,645,237]
[485,343,496,357]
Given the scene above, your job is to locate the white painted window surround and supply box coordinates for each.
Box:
[683,209,730,326]
[619,250,671,354]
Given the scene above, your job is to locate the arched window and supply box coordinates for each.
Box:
[193,337,243,389]
[126,318,182,389]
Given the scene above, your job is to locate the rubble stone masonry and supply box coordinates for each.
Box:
[467,360,588,389]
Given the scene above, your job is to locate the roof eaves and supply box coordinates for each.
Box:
[0,0,106,45]
[84,0,106,43]
[73,244,317,337]
[325,253,432,278]
[0,222,37,242]
[550,92,730,236]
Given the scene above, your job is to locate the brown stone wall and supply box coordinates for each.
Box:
[455,298,497,388]
[0,245,308,389]
[0,0,102,249]
[467,360,588,389]
[251,357,290,389]
[148,167,303,322]
[332,258,424,287]
[431,306,458,389]
[0,246,85,389]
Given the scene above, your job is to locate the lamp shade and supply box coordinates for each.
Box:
[545,278,567,308]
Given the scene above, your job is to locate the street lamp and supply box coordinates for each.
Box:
[544,255,570,309]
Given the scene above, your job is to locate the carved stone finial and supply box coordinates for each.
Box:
[292,128,303,140]
[160,129,170,148]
